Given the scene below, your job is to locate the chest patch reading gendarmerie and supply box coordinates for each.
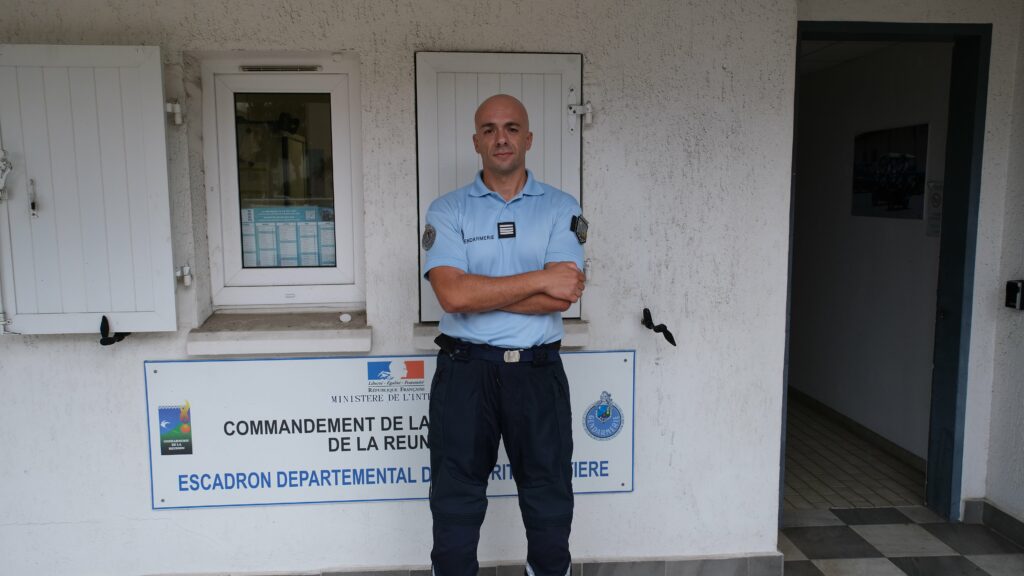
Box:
[497,221,516,239]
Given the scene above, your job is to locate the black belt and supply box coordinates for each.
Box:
[435,334,560,365]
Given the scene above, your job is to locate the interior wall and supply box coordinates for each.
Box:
[790,42,952,459]
[798,0,1024,510]
[0,1,796,574]
[986,5,1024,522]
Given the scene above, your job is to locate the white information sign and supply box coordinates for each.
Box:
[145,351,634,509]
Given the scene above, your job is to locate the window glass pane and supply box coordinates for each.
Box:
[235,92,336,268]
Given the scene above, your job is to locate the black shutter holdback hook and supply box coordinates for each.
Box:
[641,308,676,346]
[99,315,131,346]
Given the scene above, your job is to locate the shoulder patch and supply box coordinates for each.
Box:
[422,224,436,250]
[570,215,589,244]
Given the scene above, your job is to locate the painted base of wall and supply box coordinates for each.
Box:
[963,499,1024,550]
[156,556,783,576]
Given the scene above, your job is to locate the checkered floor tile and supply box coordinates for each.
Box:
[781,394,1023,574]
[780,507,1024,575]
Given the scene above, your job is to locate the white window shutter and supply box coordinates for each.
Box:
[0,45,175,334]
[416,52,583,323]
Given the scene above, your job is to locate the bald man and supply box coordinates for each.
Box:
[422,95,587,576]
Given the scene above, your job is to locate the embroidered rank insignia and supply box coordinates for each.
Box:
[571,215,588,244]
[497,221,516,239]
[422,224,436,250]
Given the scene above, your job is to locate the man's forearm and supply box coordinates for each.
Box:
[430,268,547,313]
[500,293,572,314]
[430,262,583,314]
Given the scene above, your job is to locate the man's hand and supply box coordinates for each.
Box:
[501,263,582,314]
[542,261,586,303]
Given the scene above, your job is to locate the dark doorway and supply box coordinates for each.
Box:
[782,22,992,523]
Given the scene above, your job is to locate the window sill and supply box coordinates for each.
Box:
[186,311,371,357]
[412,319,590,351]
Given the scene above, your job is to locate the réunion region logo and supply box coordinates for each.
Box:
[158,401,193,455]
[367,360,426,389]
[583,391,624,440]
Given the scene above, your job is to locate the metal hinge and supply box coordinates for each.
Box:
[0,148,13,202]
[566,86,592,134]
[175,264,193,287]
[165,100,183,126]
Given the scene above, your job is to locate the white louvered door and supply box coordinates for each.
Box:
[0,45,174,334]
[416,52,583,323]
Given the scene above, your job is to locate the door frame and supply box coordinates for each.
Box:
[781,21,992,522]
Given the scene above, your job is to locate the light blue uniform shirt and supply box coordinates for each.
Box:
[424,171,584,348]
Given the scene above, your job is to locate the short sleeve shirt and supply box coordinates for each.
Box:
[423,171,584,348]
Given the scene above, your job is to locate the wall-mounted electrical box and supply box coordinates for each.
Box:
[1006,280,1023,310]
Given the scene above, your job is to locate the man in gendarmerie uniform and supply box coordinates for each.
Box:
[422,94,587,576]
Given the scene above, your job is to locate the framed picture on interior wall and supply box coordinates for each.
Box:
[281,133,308,200]
[851,124,928,219]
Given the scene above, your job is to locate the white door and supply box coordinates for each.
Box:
[416,52,583,322]
[0,45,174,334]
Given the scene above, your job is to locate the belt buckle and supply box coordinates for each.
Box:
[503,349,521,363]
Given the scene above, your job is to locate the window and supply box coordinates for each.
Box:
[202,55,364,307]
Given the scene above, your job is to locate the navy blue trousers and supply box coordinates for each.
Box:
[429,350,574,576]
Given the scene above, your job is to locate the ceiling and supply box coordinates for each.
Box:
[798,41,900,76]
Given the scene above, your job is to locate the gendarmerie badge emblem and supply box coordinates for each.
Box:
[422,224,436,250]
[583,391,623,440]
[571,214,589,244]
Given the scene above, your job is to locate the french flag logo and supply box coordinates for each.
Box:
[367,360,425,380]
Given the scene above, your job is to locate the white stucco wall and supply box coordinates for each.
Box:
[986,5,1024,522]
[799,0,1023,515]
[0,1,796,574]
[790,43,951,460]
